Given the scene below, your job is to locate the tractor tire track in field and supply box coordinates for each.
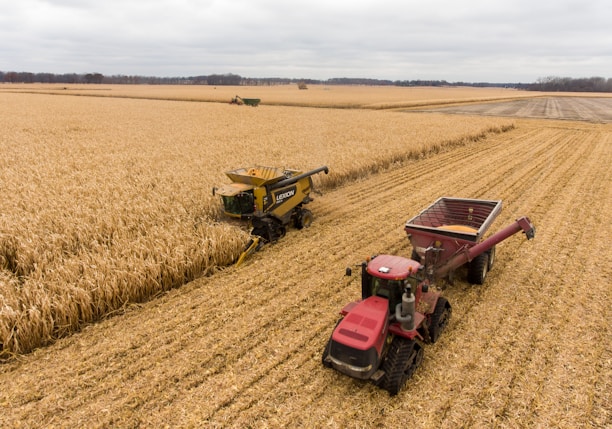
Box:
[0,119,610,428]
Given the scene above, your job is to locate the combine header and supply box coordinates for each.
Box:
[322,197,535,395]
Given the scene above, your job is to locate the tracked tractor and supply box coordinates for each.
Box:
[322,255,449,395]
[213,165,328,245]
[322,198,536,395]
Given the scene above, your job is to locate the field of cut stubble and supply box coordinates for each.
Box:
[0,85,610,428]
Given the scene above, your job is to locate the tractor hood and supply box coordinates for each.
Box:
[333,296,389,352]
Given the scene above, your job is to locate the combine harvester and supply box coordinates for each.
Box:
[213,165,328,265]
[229,95,261,106]
[322,197,535,395]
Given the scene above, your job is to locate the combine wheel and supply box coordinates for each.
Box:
[380,337,423,396]
[467,252,489,284]
[266,223,285,242]
[427,297,451,343]
[252,217,285,242]
[295,209,313,229]
[487,245,496,271]
[251,226,267,241]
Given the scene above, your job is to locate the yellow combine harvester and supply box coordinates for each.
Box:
[213,165,329,263]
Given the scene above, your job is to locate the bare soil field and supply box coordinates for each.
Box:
[0,87,610,428]
[421,96,612,123]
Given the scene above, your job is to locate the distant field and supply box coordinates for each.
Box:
[421,96,612,123]
[2,83,544,108]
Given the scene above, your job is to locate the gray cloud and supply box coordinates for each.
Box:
[1,0,610,82]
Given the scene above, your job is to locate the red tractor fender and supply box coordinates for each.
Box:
[388,317,425,341]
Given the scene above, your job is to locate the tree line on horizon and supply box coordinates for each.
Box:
[1,71,611,92]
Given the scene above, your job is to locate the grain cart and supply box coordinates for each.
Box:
[213,165,328,244]
[322,198,535,395]
[405,197,535,284]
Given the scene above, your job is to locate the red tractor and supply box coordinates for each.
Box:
[322,197,535,395]
[322,254,450,395]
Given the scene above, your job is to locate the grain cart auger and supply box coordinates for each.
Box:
[322,197,535,395]
[213,166,329,264]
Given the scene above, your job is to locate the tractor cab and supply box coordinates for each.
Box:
[369,278,407,313]
[362,254,422,312]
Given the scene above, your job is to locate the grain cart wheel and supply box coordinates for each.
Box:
[410,248,420,262]
[295,209,313,229]
[428,297,451,343]
[487,245,496,271]
[381,337,423,396]
[467,252,489,284]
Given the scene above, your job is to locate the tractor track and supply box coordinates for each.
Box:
[1,119,610,428]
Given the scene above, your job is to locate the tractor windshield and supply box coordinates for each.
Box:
[222,192,254,216]
[367,276,418,312]
[371,278,403,311]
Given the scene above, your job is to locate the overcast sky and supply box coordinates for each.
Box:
[1,0,610,82]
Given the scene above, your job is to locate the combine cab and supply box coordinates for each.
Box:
[214,165,328,243]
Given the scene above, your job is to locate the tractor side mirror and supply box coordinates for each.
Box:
[345,267,352,276]
[212,187,217,196]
